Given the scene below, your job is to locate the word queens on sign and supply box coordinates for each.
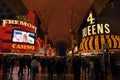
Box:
[82,10,110,38]
[82,23,110,37]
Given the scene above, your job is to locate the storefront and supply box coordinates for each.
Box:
[0,12,37,55]
[80,34,120,54]
[79,10,120,56]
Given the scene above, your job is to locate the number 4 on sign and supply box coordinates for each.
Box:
[87,11,95,25]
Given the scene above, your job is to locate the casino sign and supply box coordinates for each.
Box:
[79,10,120,53]
[0,11,37,54]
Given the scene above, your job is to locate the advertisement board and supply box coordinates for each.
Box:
[12,30,35,44]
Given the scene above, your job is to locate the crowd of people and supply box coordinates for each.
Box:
[0,54,120,80]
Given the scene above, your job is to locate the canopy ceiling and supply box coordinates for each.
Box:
[21,0,94,47]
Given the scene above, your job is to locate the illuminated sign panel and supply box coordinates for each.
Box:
[12,30,35,44]
[82,10,110,37]
[0,12,37,53]
[2,19,37,32]
[80,10,120,52]
[80,35,120,52]
[12,43,35,50]
[82,23,110,37]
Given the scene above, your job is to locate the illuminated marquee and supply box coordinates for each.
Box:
[2,19,37,32]
[82,23,110,37]
[80,10,120,52]
[0,12,37,54]
[80,35,120,52]
[82,10,110,37]
[12,43,35,50]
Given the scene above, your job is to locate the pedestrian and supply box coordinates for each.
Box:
[31,56,38,80]
[55,58,65,80]
[18,56,26,76]
[89,58,95,80]
[81,57,89,80]
[72,56,81,80]
[40,57,47,74]
[26,56,32,76]
[10,56,15,74]
[47,58,54,80]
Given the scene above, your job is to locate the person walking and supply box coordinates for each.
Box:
[81,57,89,80]
[18,57,26,76]
[10,56,15,74]
[26,56,32,76]
[47,58,55,80]
[31,56,38,80]
[89,58,95,80]
[72,56,81,80]
[55,58,65,80]
[40,57,47,74]
[94,57,101,80]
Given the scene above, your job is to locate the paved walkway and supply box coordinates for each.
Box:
[0,66,74,80]
[0,66,119,80]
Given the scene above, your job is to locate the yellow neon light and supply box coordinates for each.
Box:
[106,35,112,48]
[12,44,16,48]
[85,37,89,50]
[95,35,99,50]
[89,36,94,50]
[79,42,83,50]
[80,35,120,52]
[80,38,85,50]
[100,35,105,46]
[111,35,117,48]
[115,35,120,48]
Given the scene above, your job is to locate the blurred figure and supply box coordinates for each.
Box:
[81,57,89,80]
[89,58,95,80]
[55,58,65,80]
[40,57,47,74]
[31,56,38,80]
[99,56,105,80]
[26,56,32,76]
[47,58,54,80]
[18,57,26,76]
[10,56,15,74]
[0,56,2,69]
[61,57,66,80]
[3,56,8,73]
[94,57,101,80]
[72,56,81,80]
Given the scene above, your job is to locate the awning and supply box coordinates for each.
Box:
[79,34,120,52]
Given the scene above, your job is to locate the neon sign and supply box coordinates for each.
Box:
[2,19,37,32]
[82,10,110,37]
[16,15,31,22]
[80,35,120,52]
[12,43,35,50]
